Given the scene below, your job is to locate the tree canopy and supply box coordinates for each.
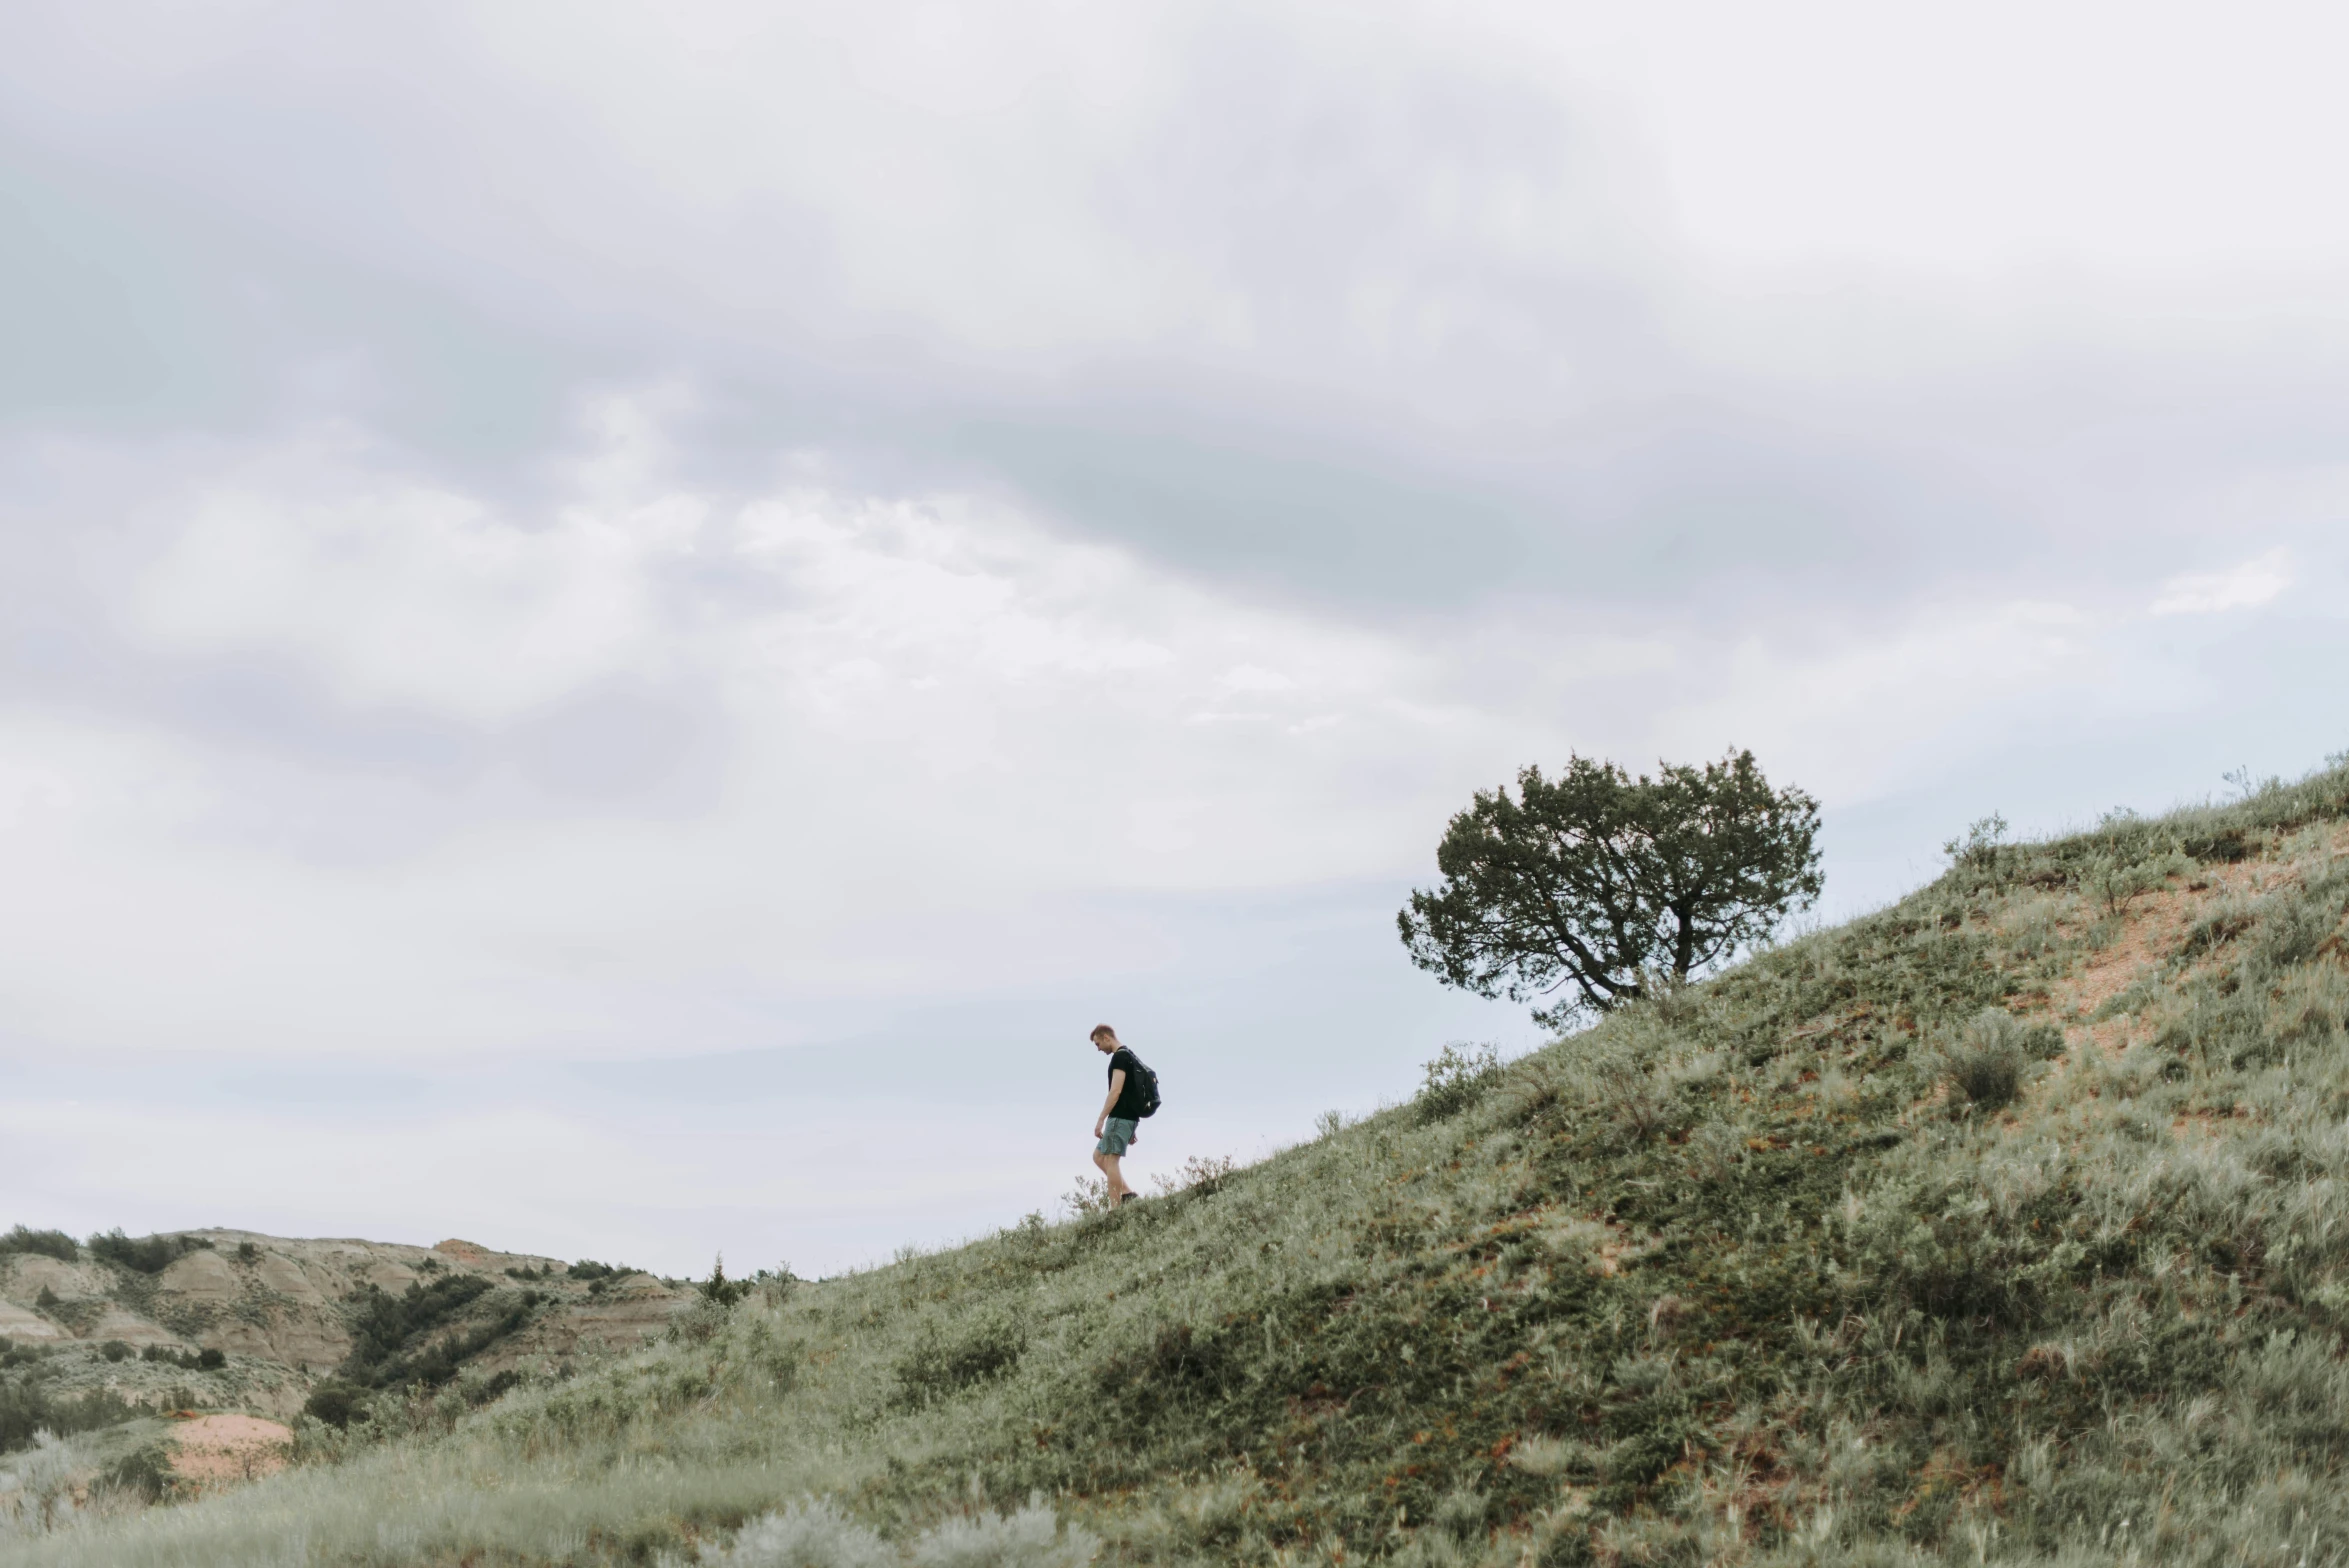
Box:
[1398,749,1822,1027]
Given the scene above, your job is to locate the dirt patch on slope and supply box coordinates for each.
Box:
[167,1414,291,1487]
[2037,824,2349,1064]
[2043,858,2279,1058]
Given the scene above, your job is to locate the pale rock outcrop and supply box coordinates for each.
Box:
[0,1300,65,1343]
[361,1260,418,1293]
[253,1254,326,1304]
[1,1255,112,1300]
[83,1306,182,1347]
[159,1249,241,1304]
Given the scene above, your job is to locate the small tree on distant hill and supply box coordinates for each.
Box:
[1399,749,1822,1028]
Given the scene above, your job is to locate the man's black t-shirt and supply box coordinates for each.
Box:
[1107,1047,1148,1120]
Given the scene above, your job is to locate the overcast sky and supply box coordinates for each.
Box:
[3,0,2344,1277]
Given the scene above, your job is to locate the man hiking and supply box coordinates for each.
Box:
[1090,1024,1154,1207]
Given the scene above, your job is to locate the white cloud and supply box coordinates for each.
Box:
[12,398,2205,1069]
[2149,549,2292,616]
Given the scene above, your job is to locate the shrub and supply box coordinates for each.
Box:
[894,1316,1026,1407]
[1943,813,2010,870]
[909,1497,1098,1568]
[719,1499,893,1568]
[2181,902,2258,958]
[1416,1041,1503,1123]
[196,1347,226,1371]
[0,1382,138,1453]
[2254,900,2339,972]
[87,1229,197,1274]
[672,1298,734,1347]
[1151,1154,1238,1198]
[700,1256,753,1308]
[0,1431,78,1533]
[101,1444,175,1503]
[463,1368,523,1407]
[1944,1045,2022,1112]
[303,1381,369,1429]
[0,1227,77,1263]
[2184,824,2257,862]
[1093,1321,1236,1401]
[1060,1175,1113,1219]
[98,1340,131,1363]
[1938,1008,2053,1113]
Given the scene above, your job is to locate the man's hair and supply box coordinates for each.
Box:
[1090,1024,1119,1044]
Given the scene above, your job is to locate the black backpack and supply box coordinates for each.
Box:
[1130,1056,1162,1118]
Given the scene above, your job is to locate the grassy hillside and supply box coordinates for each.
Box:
[9,763,2349,1566]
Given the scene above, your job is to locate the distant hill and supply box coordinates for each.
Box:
[0,1229,687,1438]
[7,762,2349,1566]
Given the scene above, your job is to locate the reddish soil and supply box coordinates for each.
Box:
[166,1414,292,1487]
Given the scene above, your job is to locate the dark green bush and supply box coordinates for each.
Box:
[99,1340,131,1363]
[103,1444,175,1502]
[0,1381,137,1453]
[338,1275,532,1390]
[1092,1321,1236,1400]
[303,1381,369,1429]
[2184,824,2257,862]
[893,1316,1026,1406]
[87,1229,198,1274]
[0,1226,78,1262]
[465,1368,524,1406]
[698,1257,751,1308]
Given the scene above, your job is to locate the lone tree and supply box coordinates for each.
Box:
[1399,749,1822,1028]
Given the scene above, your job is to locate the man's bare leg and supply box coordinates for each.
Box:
[1092,1148,1131,1205]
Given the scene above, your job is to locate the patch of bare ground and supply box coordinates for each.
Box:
[165,1413,291,1490]
[2042,857,2280,1060]
[2029,824,2349,1077]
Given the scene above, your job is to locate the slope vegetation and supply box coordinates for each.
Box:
[10,765,2349,1566]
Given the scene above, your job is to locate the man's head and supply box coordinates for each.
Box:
[1090,1024,1120,1055]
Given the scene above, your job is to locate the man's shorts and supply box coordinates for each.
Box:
[1096,1117,1138,1156]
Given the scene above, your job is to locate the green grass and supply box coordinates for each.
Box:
[10,763,2349,1566]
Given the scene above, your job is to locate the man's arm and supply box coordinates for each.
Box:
[1095,1069,1126,1137]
